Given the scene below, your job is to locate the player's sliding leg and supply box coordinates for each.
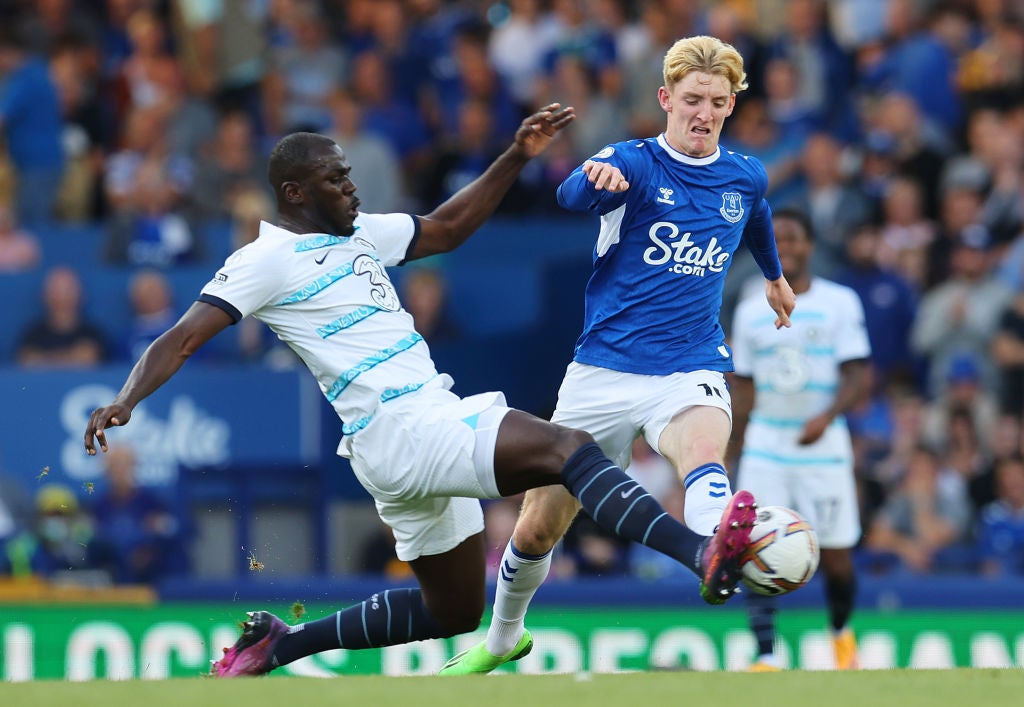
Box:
[214,534,487,677]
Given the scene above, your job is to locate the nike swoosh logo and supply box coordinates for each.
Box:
[314,252,329,265]
[620,485,640,499]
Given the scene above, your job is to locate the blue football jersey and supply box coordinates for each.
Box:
[557,134,783,375]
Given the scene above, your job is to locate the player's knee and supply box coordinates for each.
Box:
[554,426,595,464]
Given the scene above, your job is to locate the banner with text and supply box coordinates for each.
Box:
[2,605,1022,680]
[0,368,321,490]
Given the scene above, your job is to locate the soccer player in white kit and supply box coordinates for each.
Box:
[441,35,797,675]
[83,105,760,677]
[730,208,871,671]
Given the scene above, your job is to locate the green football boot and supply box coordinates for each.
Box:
[437,629,533,675]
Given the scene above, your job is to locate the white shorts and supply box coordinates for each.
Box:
[551,362,732,469]
[341,387,510,561]
[735,424,861,549]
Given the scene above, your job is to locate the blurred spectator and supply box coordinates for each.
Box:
[399,266,460,346]
[124,269,178,363]
[90,445,186,584]
[789,132,874,278]
[926,178,987,289]
[0,483,104,582]
[910,225,1013,397]
[835,223,918,391]
[541,48,627,163]
[877,175,936,291]
[171,0,270,123]
[958,14,1024,111]
[16,265,108,367]
[762,56,822,140]
[48,32,112,222]
[536,0,621,114]
[859,0,964,141]
[418,97,516,211]
[327,89,404,214]
[863,444,974,574]
[190,109,267,222]
[348,48,432,195]
[487,0,562,114]
[869,92,950,221]
[0,204,41,272]
[102,107,199,267]
[992,292,1024,426]
[763,0,857,141]
[261,0,347,136]
[975,455,1024,576]
[115,9,184,119]
[859,385,927,523]
[423,23,522,145]
[0,25,65,226]
[922,353,1001,462]
[621,0,675,139]
[16,0,103,57]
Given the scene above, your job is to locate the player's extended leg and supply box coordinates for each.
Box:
[657,406,735,535]
[440,411,757,675]
[821,547,858,669]
[213,534,488,677]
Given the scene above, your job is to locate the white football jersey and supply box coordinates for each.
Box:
[200,216,443,435]
[730,277,870,452]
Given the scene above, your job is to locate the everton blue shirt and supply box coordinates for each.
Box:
[557,134,783,375]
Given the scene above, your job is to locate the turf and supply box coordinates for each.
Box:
[5,669,1023,707]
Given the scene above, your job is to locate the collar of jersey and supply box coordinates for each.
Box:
[657,134,721,166]
[258,220,360,241]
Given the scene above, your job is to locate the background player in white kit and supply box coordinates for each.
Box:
[730,207,871,671]
[82,105,761,677]
[441,35,797,675]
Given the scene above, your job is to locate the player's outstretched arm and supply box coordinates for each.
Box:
[407,103,575,261]
[84,302,233,454]
[765,275,795,329]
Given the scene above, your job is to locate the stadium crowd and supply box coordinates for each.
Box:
[1,0,1024,585]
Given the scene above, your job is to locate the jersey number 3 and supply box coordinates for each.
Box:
[353,254,400,311]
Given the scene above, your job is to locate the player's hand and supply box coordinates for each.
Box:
[766,275,795,329]
[582,160,630,192]
[84,403,133,455]
[513,103,576,158]
[797,414,831,445]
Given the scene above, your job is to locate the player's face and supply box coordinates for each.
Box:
[299,144,360,236]
[659,72,735,158]
[774,217,812,280]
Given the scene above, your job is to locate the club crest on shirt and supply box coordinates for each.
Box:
[719,192,744,223]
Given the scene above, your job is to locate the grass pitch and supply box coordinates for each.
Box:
[5,669,1023,707]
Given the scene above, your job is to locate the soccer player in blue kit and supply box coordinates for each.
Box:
[441,35,797,675]
[83,102,762,677]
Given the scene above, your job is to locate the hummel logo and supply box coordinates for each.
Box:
[620,485,640,499]
[314,252,329,265]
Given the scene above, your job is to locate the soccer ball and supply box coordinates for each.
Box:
[740,506,819,596]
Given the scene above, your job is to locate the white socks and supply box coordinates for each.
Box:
[485,542,552,656]
[682,463,732,535]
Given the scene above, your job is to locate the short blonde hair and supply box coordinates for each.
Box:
[663,35,748,94]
